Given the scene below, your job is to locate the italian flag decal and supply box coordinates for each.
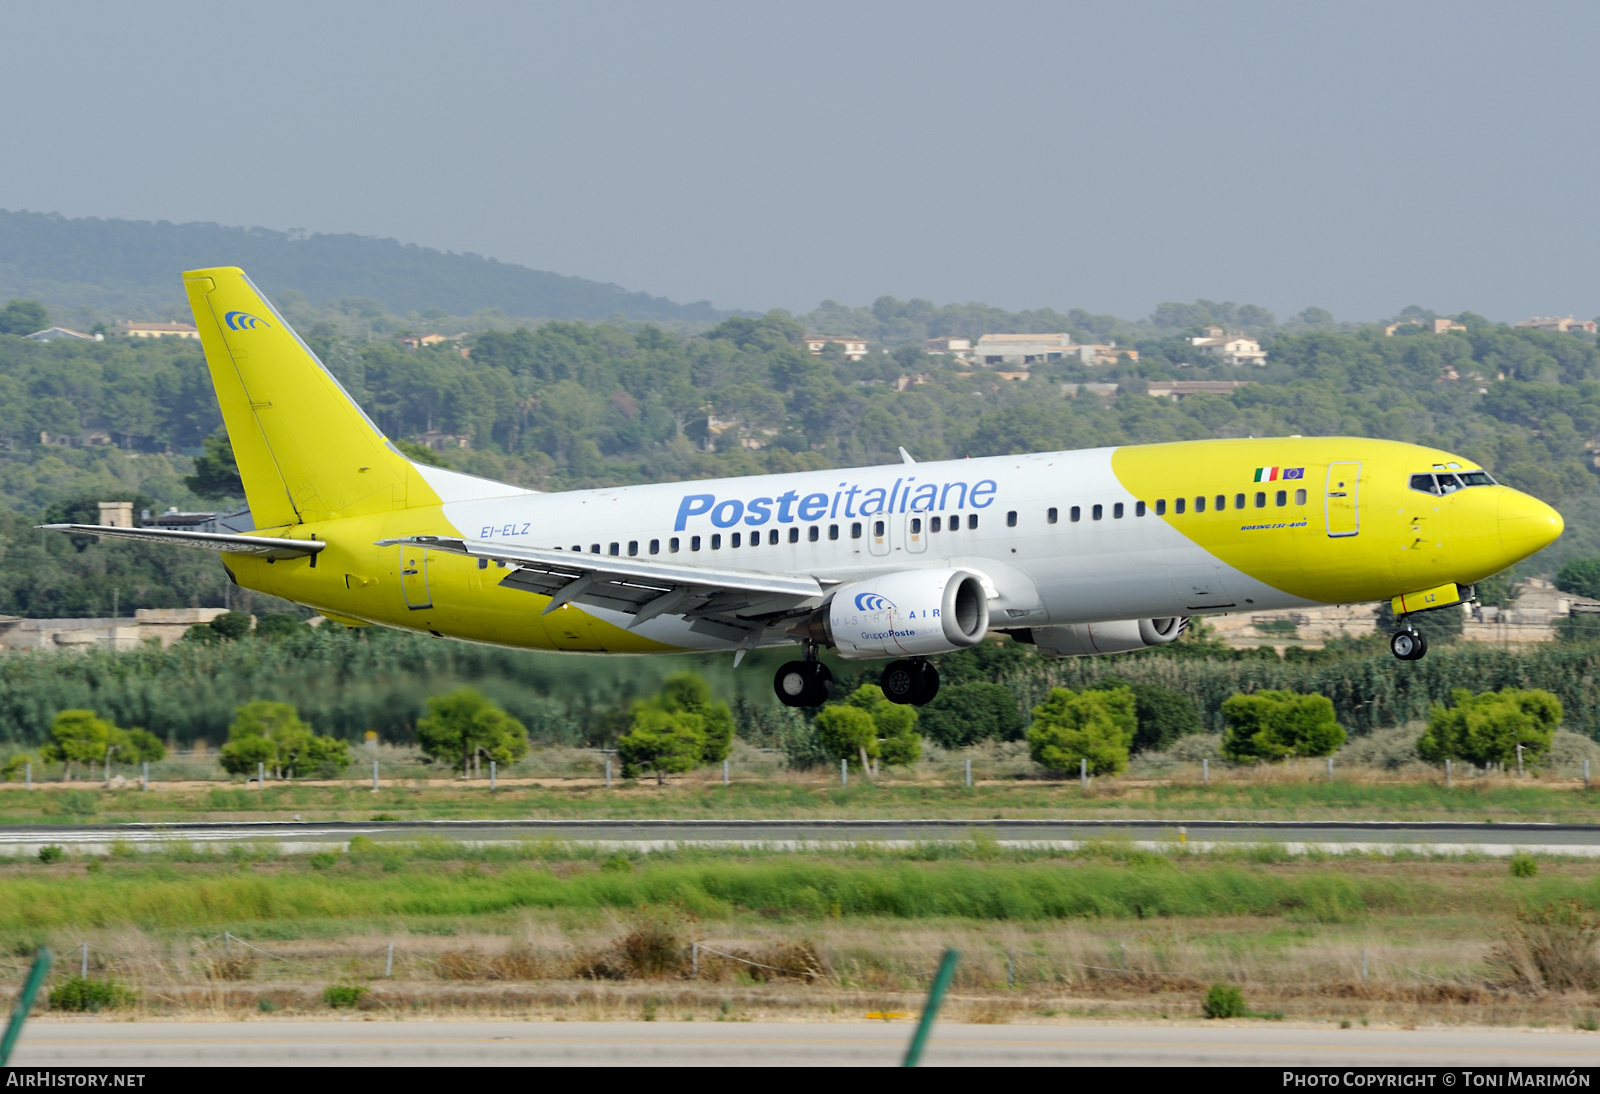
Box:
[1253,466,1279,482]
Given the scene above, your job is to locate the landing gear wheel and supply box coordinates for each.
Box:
[881,658,940,706]
[774,660,834,707]
[1389,629,1428,661]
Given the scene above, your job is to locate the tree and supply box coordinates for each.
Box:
[1025,687,1136,776]
[1417,687,1561,767]
[916,683,1024,748]
[1556,559,1600,601]
[209,611,253,641]
[651,673,734,764]
[1221,690,1345,761]
[219,700,351,778]
[254,613,306,640]
[0,299,48,336]
[616,707,706,784]
[1101,677,1203,753]
[45,710,113,780]
[184,432,244,500]
[844,684,921,768]
[813,705,879,772]
[414,689,530,777]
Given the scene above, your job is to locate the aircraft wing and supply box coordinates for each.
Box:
[382,535,829,636]
[39,524,325,560]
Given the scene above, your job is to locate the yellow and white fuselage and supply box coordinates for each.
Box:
[48,268,1565,680]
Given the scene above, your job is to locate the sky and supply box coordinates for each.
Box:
[3,1,1598,323]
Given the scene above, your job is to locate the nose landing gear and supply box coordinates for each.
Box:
[1389,622,1428,661]
[881,657,940,706]
[773,643,835,707]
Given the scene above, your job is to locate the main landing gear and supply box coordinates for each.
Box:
[1389,621,1428,661]
[880,657,940,707]
[774,644,835,707]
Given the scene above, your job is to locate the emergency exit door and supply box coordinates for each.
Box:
[400,546,433,609]
[1325,461,1361,538]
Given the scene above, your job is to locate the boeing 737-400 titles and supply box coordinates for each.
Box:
[46,269,1565,707]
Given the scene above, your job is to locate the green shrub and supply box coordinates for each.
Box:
[1510,853,1539,878]
[916,683,1023,748]
[219,700,350,778]
[416,689,530,776]
[813,705,878,771]
[1556,559,1600,601]
[308,853,338,871]
[322,984,368,1008]
[49,977,131,1012]
[1221,690,1345,761]
[1102,677,1203,753]
[1025,686,1135,776]
[1202,983,1246,1019]
[36,845,63,864]
[1417,687,1561,767]
[843,685,921,768]
[210,611,253,641]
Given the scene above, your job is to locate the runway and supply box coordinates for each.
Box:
[0,817,1597,856]
[11,1020,1600,1066]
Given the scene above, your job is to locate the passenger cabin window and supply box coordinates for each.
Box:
[591,543,601,554]
[873,520,885,537]
[1174,498,1185,515]
[1047,507,1058,524]
[628,541,638,556]
[788,527,798,543]
[1235,493,1246,509]
[1295,489,1307,505]
[711,534,722,549]
[851,522,862,539]
[731,532,741,548]
[478,557,487,569]
[968,514,978,530]
[931,516,942,532]
[829,524,839,540]
[1113,502,1124,518]
[650,539,660,554]
[609,543,619,555]
[1255,492,1266,508]
[1071,505,1081,522]
[769,528,779,545]
[691,536,701,551]
[1194,496,1206,513]
[1215,495,1226,511]
[1006,510,1018,527]
[669,537,680,552]
[571,544,581,552]
[1135,501,1146,516]
[1275,490,1287,506]
[911,518,922,534]
[1156,499,1167,516]
[1092,503,1103,520]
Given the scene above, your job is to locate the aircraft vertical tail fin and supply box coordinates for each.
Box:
[182,267,439,527]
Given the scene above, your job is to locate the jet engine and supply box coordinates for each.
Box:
[802,569,991,658]
[1018,617,1186,657]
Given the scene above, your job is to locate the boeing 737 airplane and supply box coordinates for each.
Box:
[47,268,1565,707]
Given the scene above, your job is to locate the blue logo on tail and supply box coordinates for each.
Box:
[854,592,895,612]
[224,311,269,331]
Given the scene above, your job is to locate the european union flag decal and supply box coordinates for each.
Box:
[1283,467,1305,480]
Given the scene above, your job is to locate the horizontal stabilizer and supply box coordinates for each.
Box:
[40,524,325,560]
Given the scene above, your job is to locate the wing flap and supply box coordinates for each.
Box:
[40,524,325,560]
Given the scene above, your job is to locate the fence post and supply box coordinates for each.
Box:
[386,941,394,978]
[224,931,230,956]
[80,941,88,979]
[605,758,612,788]
[1446,758,1452,789]
[903,949,960,1067]
[965,758,972,788]
[372,759,379,792]
[24,763,30,791]
[1361,949,1368,982]
[1517,744,1524,777]
[691,942,699,979]
[141,761,148,792]
[1327,755,1334,782]
[1202,758,1209,784]
[722,760,729,787]
[841,758,848,787]
[1006,947,1015,988]
[1586,759,1591,791]
[1080,757,1088,791]
[489,761,496,791]
[257,761,264,790]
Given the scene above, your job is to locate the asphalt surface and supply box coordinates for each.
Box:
[0,817,1597,855]
[11,1020,1600,1066]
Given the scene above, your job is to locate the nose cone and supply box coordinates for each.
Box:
[1498,489,1564,564]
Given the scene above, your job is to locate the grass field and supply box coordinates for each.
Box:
[4,764,1599,826]
[6,839,1600,1029]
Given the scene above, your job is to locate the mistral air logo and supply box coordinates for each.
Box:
[854,592,894,612]
[672,475,998,531]
[224,311,270,331]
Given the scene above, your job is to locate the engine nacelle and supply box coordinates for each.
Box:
[1024,617,1185,657]
[818,569,991,659]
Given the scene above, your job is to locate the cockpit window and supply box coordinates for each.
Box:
[1410,470,1496,494]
